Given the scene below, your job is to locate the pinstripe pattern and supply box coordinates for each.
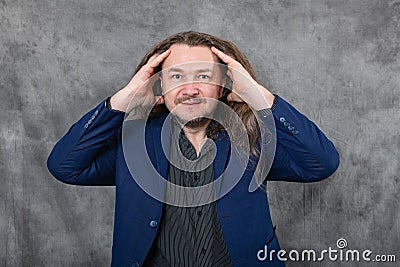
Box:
[143,120,231,267]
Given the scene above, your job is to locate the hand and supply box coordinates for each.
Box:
[210,47,275,110]
[110,50,170,112]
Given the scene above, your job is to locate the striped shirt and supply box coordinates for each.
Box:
[143,119,232,267]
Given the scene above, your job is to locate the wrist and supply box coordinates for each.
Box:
[245,85,275,111]
[110,89,131,112]
[106,97,125,113]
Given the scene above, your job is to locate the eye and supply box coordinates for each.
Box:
[170,74,182,80]
[198,74,210,80]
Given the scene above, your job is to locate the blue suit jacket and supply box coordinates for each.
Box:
[47,96,339,266]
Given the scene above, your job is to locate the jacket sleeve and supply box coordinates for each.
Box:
[47,99,125,186]
[261,96,340,182]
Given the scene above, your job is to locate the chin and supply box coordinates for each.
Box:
[184,117,210,129]
[173,113,210,128]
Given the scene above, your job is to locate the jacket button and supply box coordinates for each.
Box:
[149,220,158,228]
[279,117,286,122]
[288,125,294,131]
[283,121,289,127]
[292,130,299,135]
[132,261,140,267]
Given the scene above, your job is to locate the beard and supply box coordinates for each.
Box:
[182,117,210,129]
[173,113,211,129]
[172,96,213,129]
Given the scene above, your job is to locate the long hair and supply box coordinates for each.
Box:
[135,31,261,160]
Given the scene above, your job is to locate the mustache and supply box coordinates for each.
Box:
[175,96,206,105]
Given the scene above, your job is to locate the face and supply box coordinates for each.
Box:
[160,44,225,125]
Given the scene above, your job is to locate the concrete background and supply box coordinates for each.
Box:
[1,0,399,266]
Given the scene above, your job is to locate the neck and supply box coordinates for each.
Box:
[182,119,211,156]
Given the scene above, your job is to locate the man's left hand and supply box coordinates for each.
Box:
[211,46,275,110]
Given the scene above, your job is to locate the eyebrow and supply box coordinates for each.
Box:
[167,67,213,73]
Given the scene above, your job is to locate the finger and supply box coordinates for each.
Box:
[227,92,243,102]
[147,53,160,63]
[141,50,170,78]
[211,46,235,64]
[147,49,171,69]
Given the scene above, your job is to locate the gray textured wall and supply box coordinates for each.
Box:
[1,0,399,266]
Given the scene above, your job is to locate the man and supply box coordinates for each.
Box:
[47,31,340,266]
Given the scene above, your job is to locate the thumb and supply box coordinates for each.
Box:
[227,92,243,103]
[155,96,164,105]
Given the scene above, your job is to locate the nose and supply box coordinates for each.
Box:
[181,82,199,96]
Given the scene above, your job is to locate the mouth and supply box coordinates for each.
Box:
[180,99,203,105]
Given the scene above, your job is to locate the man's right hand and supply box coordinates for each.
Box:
[110,49,170,112]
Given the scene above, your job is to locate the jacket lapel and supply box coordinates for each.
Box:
[213,136,231,197]
[149,113,170,180]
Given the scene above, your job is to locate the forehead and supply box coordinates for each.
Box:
[162,44,219,70]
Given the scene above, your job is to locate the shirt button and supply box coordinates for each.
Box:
[131,262,140,267]
[201,248,206,254]
[194,174,199,181]
[149,220,158,228]
[198,210,202,216]
[279,117,286,122]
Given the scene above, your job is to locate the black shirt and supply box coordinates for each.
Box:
[143,119,232,267]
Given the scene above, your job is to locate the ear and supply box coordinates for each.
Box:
[218,86,224,98]
[157,72,163,87]
[218,77,227,98]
